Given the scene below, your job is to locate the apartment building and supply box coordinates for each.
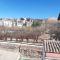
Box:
[0,20,3,26]
[26,19,33,27]
[0,18,33,28]
[2,18,13,27]
[17,18,25,28]
[12,19,17,27]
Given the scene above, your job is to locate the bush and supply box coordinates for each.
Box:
[32,21,41,27]
[58,13,60,20]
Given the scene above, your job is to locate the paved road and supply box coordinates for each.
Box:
[0,49,20,60]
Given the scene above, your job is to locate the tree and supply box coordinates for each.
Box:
[32,21,41,27]
[20,18,24,20]
[26,18,30,21]
[0,18,2,20]
[58,13,60,20]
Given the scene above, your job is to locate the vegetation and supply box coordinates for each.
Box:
[20,18,24,20]
[26,18,30,21]
[49,13,60,41]
[58,13,60,20]
[32,21,41,27]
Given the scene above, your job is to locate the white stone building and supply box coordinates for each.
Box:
[0,18,33,28]
[26,20,33,27]
[2,18,13,27]
[17,19,23,28]
[0,20,3,26]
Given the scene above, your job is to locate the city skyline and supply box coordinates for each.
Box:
[0,0,60,18]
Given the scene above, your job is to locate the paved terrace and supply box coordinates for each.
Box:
[0,40,43,60]
[0,49,20,60]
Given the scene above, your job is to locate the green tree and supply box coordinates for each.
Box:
[20,18,24,20]
[58,13,60,20]
[32,21,41,27]
[26,18,30,21]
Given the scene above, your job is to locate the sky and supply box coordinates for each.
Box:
[0,0,60,19]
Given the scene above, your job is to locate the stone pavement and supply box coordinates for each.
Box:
[0,49,20,60]
[0,41,43,60]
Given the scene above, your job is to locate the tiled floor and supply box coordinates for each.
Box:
[0,49,19,60]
